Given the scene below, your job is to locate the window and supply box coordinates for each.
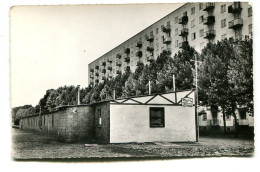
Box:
[221,4,226,13]
[175,40,179,47]
[156,28,159,34]
[161,25,164,31]
[248,7,252,17]
[199,15,204,24]
[175,28,178,35]
[175,16,178,23]
[199,3,203,10]
[226,114,231,121]
[239,109,247,120]
[200,29,204,37]
[191,7,195,15]
[98,109,102,127]
[221,19,226,28]
[183,11,187,16]
[221,34,227,40]
[249,24,252,36]
[200,42,204,50]
[191,32,196,40]
[150,107,165,127]
[191,20,195,27]
[167,21,170,26]
[203,113,207,121]
[150,31,153,35]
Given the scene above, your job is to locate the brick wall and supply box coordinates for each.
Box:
[19,106,95,143]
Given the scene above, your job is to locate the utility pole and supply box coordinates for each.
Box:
[170,72,177,103]
[149,80,151,95]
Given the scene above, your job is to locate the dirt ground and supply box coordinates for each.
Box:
[11,128,254,160]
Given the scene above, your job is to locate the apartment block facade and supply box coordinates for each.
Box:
[88,2,253,85]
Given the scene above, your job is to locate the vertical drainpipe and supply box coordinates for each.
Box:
[173,73,177,103]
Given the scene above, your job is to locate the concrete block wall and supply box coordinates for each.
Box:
[19,106,95,143]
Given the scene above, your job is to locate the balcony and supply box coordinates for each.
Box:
[124,66,130,71]
[162,25,171,33]
[107,58,112,63]
[228,18,243,29]
[230,34,244,41]
[116,53,121,59]
[146,35,154,42]
[95,72,99,77]
[204,30,216,39]
[102,69,106,73]
[102,61,106,66]
[124,57,130,63]
[178,16,188,25]
[228,2,242,14]
[136,50,143,57]
[203,15,215,25]
[95,79,99,83]
[203,2,215,11]
[95,65,99,70]
[90,81,94,85]
[207,119,219,126]
[90,68,94,73]
[124,48,130,54]
[179,41,189,49]
[90,74,94,78]
[107,66,112,71]
[165,48,172,53]
[163,36,172,44]
[146,46,154,52]
[108,74,113,78]
[136,61,143,66]
[116,61,122,67]
[136,41,142,48]
[116,70,121,75]
[101,76,106,80]
[179,28,189,37]
[147,55,154,62]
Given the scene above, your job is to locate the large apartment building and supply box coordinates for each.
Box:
[88,2,253,85]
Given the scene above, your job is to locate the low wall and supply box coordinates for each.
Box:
[19,106,94,143]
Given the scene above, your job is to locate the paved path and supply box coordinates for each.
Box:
[12,129,254,160]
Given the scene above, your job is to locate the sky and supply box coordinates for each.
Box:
[10,3,184,107]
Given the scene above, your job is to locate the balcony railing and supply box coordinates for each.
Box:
[95,72,99,77]
[179,28,189,37]
[90,68,94,72]
[124,66,130,71]
[162,25,171,33]
[95,65,99,70]
[165,48,172,53]
[107,58,112,63]
[204,30,216,39]
[124,57,130,63]
[116,61,122,66]
[136,50,143,57]
[102,62,106,66]
[107,66,112,70]
[146,35,154,42]
[136,61,143,66]
[102,69,106,73]
[228,18,243,29]
[95,79,99,83]
[203,2,215,11]
[116,70,121,75]
[136,41,143,48]
[124,48,130,54]
[207,119,219,126]
[163,36,172,44]
[179,41,189,48]
[90,81,94,85]
[228,2,242,14]
[178,16,188,25]
[203,15,215,25]
[147,55,154,62]
[146,46,154,52]
[90,74,94,78]
[108,74,113,78]
[116,53,121,59]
